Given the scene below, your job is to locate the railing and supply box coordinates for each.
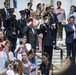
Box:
[35,45,66,70]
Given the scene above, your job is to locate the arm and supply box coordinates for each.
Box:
[40,71,42,75]
[65,25,74,34]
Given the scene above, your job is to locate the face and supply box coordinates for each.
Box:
[22,52,27,61]
[70,7,75,13]
[69,18,74,24]
[21,14,25,18]
[28,53,33,59]
[50,6,54,12]
[14,61,19,70]
[0,31,4,39]
[44,18,50,24]
[57,2,61,8]
[42,55,48,63]
[4,2,9,8]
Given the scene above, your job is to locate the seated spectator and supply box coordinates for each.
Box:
[6,59,24,75]
[39,52,53,75]
[0,30,7,52]
[21,51,31,75]
[0,40,14,74]
[27,49,38,75]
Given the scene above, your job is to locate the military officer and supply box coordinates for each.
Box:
[40,13,53,63]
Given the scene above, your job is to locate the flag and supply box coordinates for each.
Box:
[13,0,17,8]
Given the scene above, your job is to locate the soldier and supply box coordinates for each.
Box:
[23,17,38,50]
[5,8,19,54]
[18,10,27,38]
[40,13,53,63]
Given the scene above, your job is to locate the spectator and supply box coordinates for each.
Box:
[15,34,31,60]
[1,1,9,19]
[54,1,66,45]
[0,30,7,52]
[27,49,38,75]
[39,52,53,75]
[6,59,24,75]
[21,51,31,75]
[67,5,76,24]
[0,40,14,75]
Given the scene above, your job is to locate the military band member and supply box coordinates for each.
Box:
[18,10,27,38]
[40,13,53,63]
[5,8,19,54]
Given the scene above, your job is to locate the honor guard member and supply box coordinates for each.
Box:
[25,2,33,18]
[5,8,19,54]
[40,13,53,63]
[18,10,27,38]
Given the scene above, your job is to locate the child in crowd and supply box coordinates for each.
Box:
[27,49,38,75]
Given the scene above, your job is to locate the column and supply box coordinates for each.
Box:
[0,0,5,8]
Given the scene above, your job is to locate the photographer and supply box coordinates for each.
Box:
[5,59,24,75]
[0,40,14,75]
[15,34,31,60]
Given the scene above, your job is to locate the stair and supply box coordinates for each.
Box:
[36,44,67,74]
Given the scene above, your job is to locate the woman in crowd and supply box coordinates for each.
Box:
[27,49,38,75]
[0,40,14,75]
[6,59,24,75]
[30,11,43,52]
[15,34,31,60]
[40,52,53,75]
[21,51,31,75]
[0,30,7,52]
[67,5,76,24]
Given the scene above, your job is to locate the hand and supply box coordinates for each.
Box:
[38,33,43,38]
[20,44,25,48]
[52,24,56,29]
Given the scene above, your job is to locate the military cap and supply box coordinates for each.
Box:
[28,2,32,6]
[19,10,26,14]
[7,8,14,12]
[43,13,50,19]
[27,17,33,23]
